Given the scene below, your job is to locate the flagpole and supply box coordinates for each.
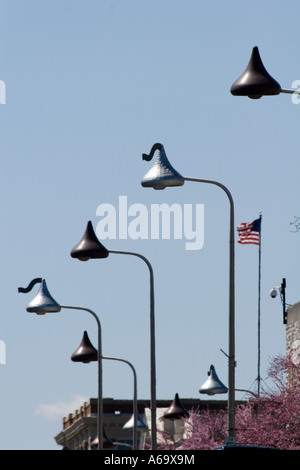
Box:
[257,211,262,396]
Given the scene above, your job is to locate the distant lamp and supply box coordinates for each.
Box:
[25,279,61,314]
[71,329,140,450]
[161,393,189,421]
[123,414,148,432]
[91,430,114,450]
[199,365,228,395]
[71,331,98,363]
[270,287,277,299]
[141,143,184,190]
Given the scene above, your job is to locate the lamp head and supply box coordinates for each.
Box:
[199,364,228,395]
[26,279,61,315]
[123,414,148,431]
[270,288,277,299]
[230,46,281,99]
[160,393,189,420]
[141,143,184,190]
[91,430,114,449]
[71,330,98,363]
[70,221,109,261]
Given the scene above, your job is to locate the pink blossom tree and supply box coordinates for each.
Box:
[234,354,300,450]
[159,354,300,450]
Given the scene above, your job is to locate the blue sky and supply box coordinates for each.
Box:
[0,0,299,450]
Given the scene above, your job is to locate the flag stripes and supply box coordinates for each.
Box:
[237,218,261,245]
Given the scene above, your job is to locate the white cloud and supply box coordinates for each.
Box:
[34,395,88,422]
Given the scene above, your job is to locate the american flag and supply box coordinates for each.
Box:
[237,218,261,245]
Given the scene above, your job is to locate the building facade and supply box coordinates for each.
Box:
[286,301,300,363]
[54,397,230,450]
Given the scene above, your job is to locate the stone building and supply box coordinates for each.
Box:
[55,398,147,450]
[286,301,300,363]
[54,397,231,450]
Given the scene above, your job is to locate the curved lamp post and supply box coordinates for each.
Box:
[72,330,139,449]
[141,143,236,443]
[18,278,105,450]
[70,221,157,450]
[103,356,138,448]
[231,46,300,99]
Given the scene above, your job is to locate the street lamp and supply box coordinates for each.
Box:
[18,278,105,450]
[230,46,300,99]
[141,143,236,443]
[159,393,189,446]
[161,393,189,420]
[123,413,148,433]
[72,330,140,450]
[199,364,257,398]
[199,365,228,395]
[70,221,157,450]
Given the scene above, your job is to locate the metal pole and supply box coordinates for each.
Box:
[61,305,103,451]
[184,177,235,441]
[103,356,138,449]
[109,250,157,450]
[280,88,300,95]
[257,212,262,396]
[281,278,287,324]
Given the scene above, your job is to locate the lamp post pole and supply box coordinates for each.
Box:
[70,222,157,449]
[60,305,103,451]
[184,177,235,441]
[108,249,156,449]
[141,143,236,442]
[102,355,138,449]
[72,330,139,449]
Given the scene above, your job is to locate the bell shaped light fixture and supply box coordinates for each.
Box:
[70,221,109,261]
[160,393,189,421]
[123,413,148,432]
[199,364,228,396]
[141,143,184,190]
[71,331,98,363]
[231,46,281,99]
[91,429,114,450]
[25,279,61,315]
